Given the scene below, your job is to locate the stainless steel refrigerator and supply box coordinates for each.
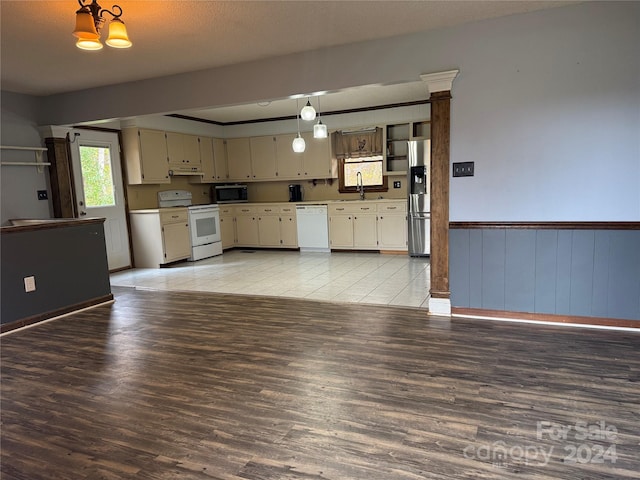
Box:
[407,140,431,256]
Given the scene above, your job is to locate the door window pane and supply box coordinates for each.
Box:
[80,145,115,207]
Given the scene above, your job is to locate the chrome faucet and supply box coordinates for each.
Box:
[356,171,365,200]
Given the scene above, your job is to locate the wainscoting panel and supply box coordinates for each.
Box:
[450,224,640,321]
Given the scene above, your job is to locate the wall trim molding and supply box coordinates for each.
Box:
[0,294,114,334]
[420,70,460,94]
[452,307,640,330]
[429,297,451,316]
[450,221,640,230]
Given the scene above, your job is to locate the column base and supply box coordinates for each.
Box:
[428,297,451,316]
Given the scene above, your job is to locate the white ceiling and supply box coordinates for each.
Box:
[1,0,575,123]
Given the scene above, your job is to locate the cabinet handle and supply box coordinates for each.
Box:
[388,206,397,210]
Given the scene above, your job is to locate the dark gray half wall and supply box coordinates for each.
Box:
[1,221,112,324]
[450,227,640,321]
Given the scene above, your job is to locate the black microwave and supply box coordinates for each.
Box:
[213,184,248,203]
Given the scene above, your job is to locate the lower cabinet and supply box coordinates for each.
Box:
[129,208,191,267]
[227,204,299,249]
[235,206,260,247]
[377,202,407,251]
[329,203,378,250]
[219,201,406,252]
[219,206,236,249]
[329,201,407,251]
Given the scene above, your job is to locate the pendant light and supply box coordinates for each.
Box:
[313,96,328,139]
[292,99,306,153]
[300,97,316,121]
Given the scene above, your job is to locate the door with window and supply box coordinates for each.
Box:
[70,129,131,271]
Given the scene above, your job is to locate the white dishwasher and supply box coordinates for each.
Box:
[296,205,330,252]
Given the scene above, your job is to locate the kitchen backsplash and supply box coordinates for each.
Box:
[126,174,407,210]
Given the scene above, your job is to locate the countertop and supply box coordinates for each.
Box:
[1,217,106,234]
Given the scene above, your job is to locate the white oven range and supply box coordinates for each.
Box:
[157,190,222,261]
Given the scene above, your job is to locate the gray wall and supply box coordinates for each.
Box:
[0,92,52,225]
[30,1,639,222]
[1,221,112,325]
[450,227,640,321]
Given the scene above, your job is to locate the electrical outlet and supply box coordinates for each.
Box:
[393,181,401,188]
[24,276,36,292]
[453,162,475,177]
[37,190,48,200]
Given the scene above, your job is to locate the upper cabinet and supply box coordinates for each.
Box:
[275,134,302,179]
[166,132,202,174]
[212,138,228,181]
[301,132,331,179]
[226,137,252,181]
[190,136,215,184]
[122,127,170,185]
[250,136,278,180]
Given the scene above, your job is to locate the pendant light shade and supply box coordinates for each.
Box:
[313,96,327,138]
[300,98,316,121]
[73,9,99,39]
[106,18,132,48]
[292,134,306,153]
[292,98,306,153]
[313,121,328,139]
[76,37,104,50]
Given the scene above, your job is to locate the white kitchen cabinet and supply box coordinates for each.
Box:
[275,134,302,179]
[235,205,259,246]
[212,138,229,181]
[166,132,202,174]
[190,136,215,183]
[129,208,190,267]
[122,127,170,184]
[226,138,253,181]
[250,136,278,180]
[377,202,407,251]
[258,214,281,246]
[353,212,378,248]
[301,132,331,179]
[219,205,235,249]
[279,205,298,247]
[256,205,297,248]
[328,205,354,248]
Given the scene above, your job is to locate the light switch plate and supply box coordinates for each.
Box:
[393,181,401,188]
[453,162,474,177]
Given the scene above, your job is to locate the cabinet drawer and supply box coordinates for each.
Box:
[219,206,234,216]
[257,205,280,214]
[160,209,188,224]
[378,202,406,213]
[280,205,296,214]
[235,205,257,215]
[330,203,376,214]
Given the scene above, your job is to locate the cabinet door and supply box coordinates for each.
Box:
[165,132,184,168]
[184,134,201,168]
[329,215,353,248]
[212,138,228,181]
[302,132,331,178]
[235,214,259,246]
[191,136,215,183]
[220,215,235,249]
[280,215,298,247]
[138,129,170,184]
[378,214,407,250]
[275,133,302,179]
[226,138,252,181]
[162,221,191,262]
[353,214,378,249]
[250,136,277,180]
[258,215,280,246]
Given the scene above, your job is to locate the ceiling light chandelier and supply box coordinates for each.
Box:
[300,97,316,121]
[73,0,132,51]
[313,96,328,139]
[292,99,306,153]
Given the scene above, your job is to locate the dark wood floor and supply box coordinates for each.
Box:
[1,287,639,480]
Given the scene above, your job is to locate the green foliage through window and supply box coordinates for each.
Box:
[80,146,115,207]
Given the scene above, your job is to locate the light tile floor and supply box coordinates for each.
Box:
[110,250,431,308]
